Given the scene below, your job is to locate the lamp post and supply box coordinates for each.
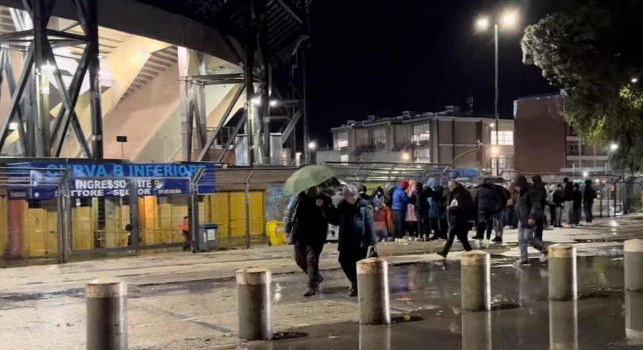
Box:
[476,10,518,175]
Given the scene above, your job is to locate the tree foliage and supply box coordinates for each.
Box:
[521,0,643,171]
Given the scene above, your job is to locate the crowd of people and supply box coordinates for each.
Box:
[284,174,598,297]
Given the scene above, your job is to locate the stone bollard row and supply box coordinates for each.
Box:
[461,250,491,312]
[86,279,128,350]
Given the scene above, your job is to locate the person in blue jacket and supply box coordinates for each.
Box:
[391,180,410,241]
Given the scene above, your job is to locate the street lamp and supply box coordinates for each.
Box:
[307,141,317,151]
[475,10,519,175]
[610,143,618,151]
[583,171,589,178]
[402,152,411,161]
[632,77,639,83]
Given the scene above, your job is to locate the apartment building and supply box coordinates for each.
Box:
[514,94,611,175]
[320,106,515,174]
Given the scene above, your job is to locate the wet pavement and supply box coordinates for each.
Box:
[0,213,642,349]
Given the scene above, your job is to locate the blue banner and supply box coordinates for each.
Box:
[7,161,216,199]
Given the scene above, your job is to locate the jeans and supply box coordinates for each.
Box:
[584,204,593,223]
[441,223,472,256]
[493,212,504,238]
[518,221,546,261]
[564,201,573,225]
[555,206,563,226]
[393,210,406,239]
[294,242,324,289]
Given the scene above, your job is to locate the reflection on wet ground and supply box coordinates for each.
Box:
[231,256,642,350]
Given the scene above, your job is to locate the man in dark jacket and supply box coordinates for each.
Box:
[412,182,433,241]
[330,184,376,296]
[285,186,335,296]
[553,184,565,227]
[572,183,582,226]
[531,175,548,241]
[492,184,510,242]
[391,181,410,241]
[358,184,371,202]
[514,175,548,265]
[563,177,574,227]
[583,179,597,224]
[472,178,500,242]
[438,180,474,258]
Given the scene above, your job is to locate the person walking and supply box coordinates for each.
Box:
[553,184,565,227]
[285,186,335,297]
[562,177,574,227]
[472,178,500,243]
[492,184,510,242]
[531,175,548,241]
[437,180,474,258]
[513,175,548,265]
[330,185,377,296]
[583,179,597,224]
[391,180,410,242]
[572,184,582,226]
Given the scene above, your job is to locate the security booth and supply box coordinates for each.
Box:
[0,160,216,264]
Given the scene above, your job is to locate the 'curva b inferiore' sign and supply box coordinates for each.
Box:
[7,161,216,199]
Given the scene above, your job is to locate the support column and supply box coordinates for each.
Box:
[178,47,192,161]
[87,0,103,159]
[356,258,390,325]
[236,267,272,340]
[461,251,490,312]
[86,279,128,350]
[625,239,643,291]
[32,0,51,157]
[548,245,577,301]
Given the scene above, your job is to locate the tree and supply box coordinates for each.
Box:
[521,0,643,172]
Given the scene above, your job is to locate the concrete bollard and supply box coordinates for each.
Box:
[548,245,577,301]
[461,251,490,312]
[549,300,578,350]
[359,324,391,350]
[624,239,643,291]
[462,311,492,350]
[237,267,273,340]
[86,279,128,350]
[357,258,390,325]
[625,291,643,341]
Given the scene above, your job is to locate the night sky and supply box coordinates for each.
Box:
[306,0,560,147]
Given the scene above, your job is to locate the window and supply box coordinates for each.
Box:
[336,132,348,150]
[372,127,387,149]
[414,148,431,162]
[567,141,580,156]
[490,130,513,145]
[490,156,511,174]
[412,123,430,142]
[340,154,349,163]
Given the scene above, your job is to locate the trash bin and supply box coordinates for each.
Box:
[197,224,218,252]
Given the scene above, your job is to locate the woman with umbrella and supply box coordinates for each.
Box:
[284,166,337,297]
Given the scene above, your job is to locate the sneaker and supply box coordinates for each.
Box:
[349,285,358,297]
[539,253,548,263]
[303,288,316,297]
[492,236,503,243]
[316,275,324,284]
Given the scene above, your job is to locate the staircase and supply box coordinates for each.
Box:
[122,46,178,100]
[0,8,14,34]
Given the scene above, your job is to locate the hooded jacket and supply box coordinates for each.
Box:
[332,198,376,251]
[473,182,500,214]
[447,183,475,228]
[514,176,543,226]
[391,186,410,211]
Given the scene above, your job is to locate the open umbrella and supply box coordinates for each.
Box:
[284,165,336,195]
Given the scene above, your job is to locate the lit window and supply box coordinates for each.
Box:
[490,130,513,145]
[336,132,348,150]
[412,123,430,142]
[340,154,349,163]
[414,148,431,162]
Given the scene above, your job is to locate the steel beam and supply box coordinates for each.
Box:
[280,109,301,143]
[33,0,53,157]
[0,47,33,152]
[197,85,245,161]
[216,111,247,163]
[3,49,28,154]
[85,0,103,159]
